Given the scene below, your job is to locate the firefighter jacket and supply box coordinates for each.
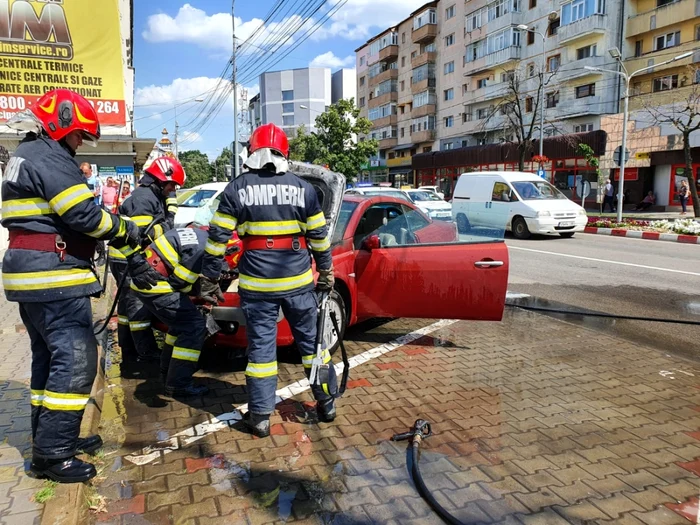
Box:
[108,179,173,262]
[1,134,128,302]
[201,168,332,299]
[132,227,209,295]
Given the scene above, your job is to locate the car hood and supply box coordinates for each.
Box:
[289,161,346,239]
[416,200,452,211]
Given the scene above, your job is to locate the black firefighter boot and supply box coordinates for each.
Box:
[30,457,97,483]
[76,435,103,455]
[244,412,271,438]
[317,399,336,423]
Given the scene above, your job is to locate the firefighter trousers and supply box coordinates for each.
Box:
[136,290,206,390]
[241,290,337,415]
[110,262,159,360]
[19,297,97,460]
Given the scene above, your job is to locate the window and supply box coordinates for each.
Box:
[575,83,595,98]
[530,0,536,7]
[527,31,535,45]
[282,90,294,101]
[548,18,560,36]
[477,107,489,119]
[547,54,560,72]
[410,115,436,132]
[658,0,675,5]
[462,112,470,123]
[402,32,406,44]
[488,0,518,21]
[525,96,533,112]
[492,182,513,202]
[477,138,487,146]
[444,116,454,128]
[414,8,437,29]
[400,105,405,114]
[423,42,437,52]
[369,125,397,140]
[477,78,488,88]
[527,63,535,77]
[359,97,365,107]
[374,79,398,97]
[561,0,605,25]
[653,74,678,92]
[369,61,397,79]
[369,32,398,55]
[411,51,418,59]
[465,39,487,62]
[412,63,436,84]
[696,68,700,84]
[282,103,294,113]
[655,31,680,51]
[444,61,455,74]
[360,76,365,86]
[635,40,643,57]
[446,5,456,19]
[462,83,469,95]
[360,56,365,66]
[576,44,596,59]
[283,115,294,126]
[574,123,594,133]
[546,91,559,108]
[413,90,436,108]
[444,88,454,101]
[400,80,405,91]
[466,8,483,31]
[501,70,515,83]
[401,127,405,138]
[423,146,432,153]
[401,56,406,67]
[445,33,455,46]
[369,103,397,121]
[485,27,521,54]
[696,24,700,41]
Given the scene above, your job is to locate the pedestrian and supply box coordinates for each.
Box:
[198,123,336,438]
[603,178,616,213]
[80,162,101,205]
[101,177,118,212]
[679,180,690,215]
[108,157,184,364]
[1,89,140,483]
[124,227,211,396]
[634,191,656,211]
[121,183,132,201]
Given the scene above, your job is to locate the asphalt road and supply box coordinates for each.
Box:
[505,232,700,361]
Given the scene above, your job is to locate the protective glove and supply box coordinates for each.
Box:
[316,268,335,292]
[127,254,161,290]
[199,276,225,305]
[120,218,141,249]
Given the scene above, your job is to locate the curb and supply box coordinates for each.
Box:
[583,226,700,245]
[40,271,114,525]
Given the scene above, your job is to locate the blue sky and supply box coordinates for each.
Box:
[131,0,429,159]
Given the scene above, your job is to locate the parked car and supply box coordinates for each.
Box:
[205,166,509,356]
[344,186,412,202]
[174,182,227,228]
[405,189,453,221]
[452,171,588,239]
[418,185,446,200]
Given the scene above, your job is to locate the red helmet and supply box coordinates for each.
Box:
[31,89,101,145]
[248,123,289,159]
[145,157,186,186]
[224,232,243,271]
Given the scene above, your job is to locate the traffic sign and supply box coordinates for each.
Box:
[537,168,546,179]
[576,179,591,198]
[613,146,630,166]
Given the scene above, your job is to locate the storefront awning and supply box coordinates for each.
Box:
[389,167,412,174]
[391,143,415,152]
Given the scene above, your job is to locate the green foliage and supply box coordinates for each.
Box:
[178,150,213,188]
[289,125,321,164]
[212,147,233,181]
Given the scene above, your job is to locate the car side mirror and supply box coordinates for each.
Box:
[362,234,381,251]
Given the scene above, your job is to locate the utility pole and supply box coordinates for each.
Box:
[174,104,179,159]
[231,0,240,179]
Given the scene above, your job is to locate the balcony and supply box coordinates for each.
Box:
[368,91,398,108]
[412,23,438,44]
[369,68,398,87]
[387,156,413,167]
[556,55,608,83]
[411,78,436,94]
[460,114,485,133]
[379,44,399,62]
[371,115,398,129]
[467,46,521,75]
[411,129,436,143]
[627,0,694,38]
[411,51,437,69]
[484,11,524,33]
[555,96,605,119]
[557,14,607,45]
[378,137,399,149]
[624,40,696,76]
[412,103,437,118]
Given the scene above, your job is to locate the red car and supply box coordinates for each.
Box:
[207,165,509,355]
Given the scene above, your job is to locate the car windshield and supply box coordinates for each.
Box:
[332,201,358,244]
[363,189,411,202]
[178,189,217,208]
[409,191,443,202]
[511,180,567,200]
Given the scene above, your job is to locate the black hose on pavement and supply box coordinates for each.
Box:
[505,303,700,326]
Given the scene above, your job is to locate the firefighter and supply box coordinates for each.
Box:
[124,227,216,397]
[108,157,185,363]
[199,123,336,438]
[1,89,140,482]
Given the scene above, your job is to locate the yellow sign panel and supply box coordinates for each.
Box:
[634,152,651,160]
[0,0,126,125]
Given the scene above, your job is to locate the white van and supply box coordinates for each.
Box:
[452,171,588,239]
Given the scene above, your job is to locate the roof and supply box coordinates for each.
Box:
[354,1,437,52]
[188,182,228,190]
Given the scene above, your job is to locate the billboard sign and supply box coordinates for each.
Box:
[0,0,126,126]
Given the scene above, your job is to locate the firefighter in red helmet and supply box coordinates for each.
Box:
[199,123,336,437]
[1,89,140,483]
[108,157,185,366]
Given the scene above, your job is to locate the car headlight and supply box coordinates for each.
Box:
[536,211,551,217]
[577,209,587,216]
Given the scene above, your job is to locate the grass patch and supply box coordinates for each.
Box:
[33,481,57,504]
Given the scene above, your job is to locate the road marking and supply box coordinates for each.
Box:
[510,246,700,277]
[124,318,459,466]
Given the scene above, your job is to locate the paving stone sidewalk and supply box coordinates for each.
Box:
[87,308,700,525]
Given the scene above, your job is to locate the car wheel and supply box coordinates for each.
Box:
[456,213,471,234]
[512,216,531,239]
[559,232,575,238]
[322,290,346,356]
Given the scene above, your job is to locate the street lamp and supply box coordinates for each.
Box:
[174,97,205,159]
[585,48,692,222]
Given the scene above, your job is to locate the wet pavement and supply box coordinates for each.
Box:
[89,309,700,524]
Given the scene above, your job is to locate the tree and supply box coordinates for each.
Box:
[289,124,321,163]
[479,63,565,171]
[311,98,378,182]
[212,147,233,181]
[643,66,700,217]
[178,150,212,188]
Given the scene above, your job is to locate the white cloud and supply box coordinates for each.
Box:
[180,131,203,145]
[310,51,354,69]
[135,76,225,107]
